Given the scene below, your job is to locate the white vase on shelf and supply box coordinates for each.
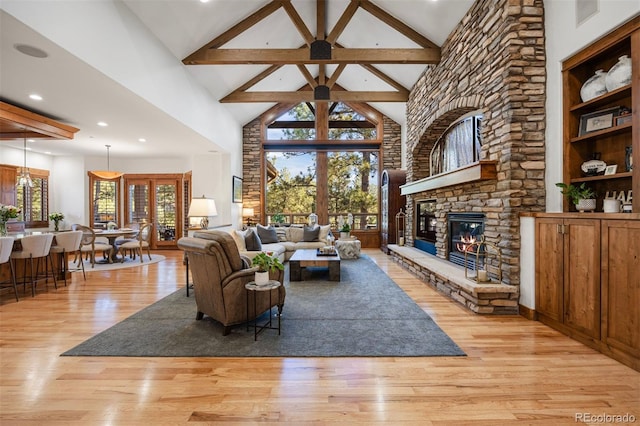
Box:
[605,55,632,91]
[580,69,608,102]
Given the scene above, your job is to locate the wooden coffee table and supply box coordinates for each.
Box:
[289,249,341,282]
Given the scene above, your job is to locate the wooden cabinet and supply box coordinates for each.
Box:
[380,169,406,253]
[561,16,639,213]
[601,220,640,362]
[535,214,639,371]
[535,217,600,339]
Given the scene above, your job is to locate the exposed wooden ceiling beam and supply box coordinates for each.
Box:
[182,1,283,62]
[232,64,284,93]
[316,0,326,40]
[358,0,439,49]
[297,65,317,88]
[326,1,360,45]
[220,90,408,103]
[359,63,408,93]
[326,64,347,88]
[282,0,314,45]
[184,47,440,65]
[0,101,79,140]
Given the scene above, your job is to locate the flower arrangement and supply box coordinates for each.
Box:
[251,251,284,273]
[337,213,354,233]
[49,212,64,222]
[0,204,21,222]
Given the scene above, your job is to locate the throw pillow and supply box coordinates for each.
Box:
[231,229,247,251]
[318,224,331,243]
[257,224,279,244]
[288,226,304,242]
[303,225,320,242]
[275,227,287,242]
[244,228,262,251]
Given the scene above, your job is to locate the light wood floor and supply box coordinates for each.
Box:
[0,250,638,425]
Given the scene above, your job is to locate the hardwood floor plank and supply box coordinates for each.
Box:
[1,249,638,424]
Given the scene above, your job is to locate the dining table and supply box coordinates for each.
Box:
[93,228,139,262]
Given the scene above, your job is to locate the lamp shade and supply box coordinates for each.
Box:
[242,208,254,217]
[188,196,218,217]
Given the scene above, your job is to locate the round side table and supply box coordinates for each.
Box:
[245,280,281,340]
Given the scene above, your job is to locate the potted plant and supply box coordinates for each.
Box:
[555,182,597,212]
[49,212,64,231]
[0,204,20,236]
[251,251,284,285]
[271,213,286,226]
[337,213,354,239]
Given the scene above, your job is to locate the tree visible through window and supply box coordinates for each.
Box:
[264,101,380,229]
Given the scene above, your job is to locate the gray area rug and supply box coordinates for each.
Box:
[62,255,465,357]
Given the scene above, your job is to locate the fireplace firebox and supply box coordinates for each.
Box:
[448,213,485,268]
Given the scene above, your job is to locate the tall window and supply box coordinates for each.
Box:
[263,101,380,230]
[89,175,119,227]
[16,169,49,227]
[327,151,378,229]
[430,114,483,175]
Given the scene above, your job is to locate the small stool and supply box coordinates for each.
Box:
[245,280,281,341]
[335,239,361,259]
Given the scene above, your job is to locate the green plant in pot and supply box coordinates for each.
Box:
[251,251,284,285]
[556,182,597,212]
[271,213,285,226]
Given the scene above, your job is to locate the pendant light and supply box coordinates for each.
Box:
[90,144,123,179]
[16,129,33,188]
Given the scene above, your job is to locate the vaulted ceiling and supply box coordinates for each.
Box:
[0,0,474,158]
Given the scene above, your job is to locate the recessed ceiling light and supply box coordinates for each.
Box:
[14,44,48,58]
[199,0,210,3]
[27,139,35,143]
[97,121,108,127]
[44,151,52,155]
[138,138,146,143]
[29,94,43,101]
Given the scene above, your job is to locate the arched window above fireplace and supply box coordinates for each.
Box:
[429,111,483,176]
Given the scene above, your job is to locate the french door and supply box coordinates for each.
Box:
[124,174,184,250]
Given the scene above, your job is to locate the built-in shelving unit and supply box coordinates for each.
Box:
[561,16,638,212]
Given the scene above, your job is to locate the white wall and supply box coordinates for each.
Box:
[1,0,245,229]
[518,1,640,309]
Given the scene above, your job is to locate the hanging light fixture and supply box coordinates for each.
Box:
[16,129,33,188]
[90,144,123,179]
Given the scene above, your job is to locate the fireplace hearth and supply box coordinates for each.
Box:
[448,213,485,269]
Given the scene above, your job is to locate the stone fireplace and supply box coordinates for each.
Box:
[448,213,485,269]
[389,0,546,314]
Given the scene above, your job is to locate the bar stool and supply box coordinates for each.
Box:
[49,230,85,285]
[0,236,19,301]
[10,233,57,297]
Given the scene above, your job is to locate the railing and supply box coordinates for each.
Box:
[266,213,379,230]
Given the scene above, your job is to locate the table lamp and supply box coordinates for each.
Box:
[188,196,217,229]
[242,207,255,228]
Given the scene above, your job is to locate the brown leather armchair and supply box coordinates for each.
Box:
[177,230,285,336]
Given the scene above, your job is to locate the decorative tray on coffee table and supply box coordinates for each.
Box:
[316,247,337,256]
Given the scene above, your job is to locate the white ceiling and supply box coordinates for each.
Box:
[0,0,474,158]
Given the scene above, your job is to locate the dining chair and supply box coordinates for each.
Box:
[10,233,57,297]
[0,236,19,301]
[71,224,113,267]
[114,222,141,259]
[118,223,152,263]
[49,230,85,285]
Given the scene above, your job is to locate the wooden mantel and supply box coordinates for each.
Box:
[400,161,497,195]
[0,101,79,140]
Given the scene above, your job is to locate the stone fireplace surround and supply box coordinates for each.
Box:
[390,0,546,314]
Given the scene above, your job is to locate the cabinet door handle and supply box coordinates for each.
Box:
[557,224,567,234]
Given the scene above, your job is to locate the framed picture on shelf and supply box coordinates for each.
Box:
[578,107,621,136]
[615,114,632,126]
[604,164,617,175]
[232,175,243,203]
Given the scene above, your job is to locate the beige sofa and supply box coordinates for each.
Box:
[211,224,332,262]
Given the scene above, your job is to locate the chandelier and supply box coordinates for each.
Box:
[90,144,124,179]
[16,129,33,188]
